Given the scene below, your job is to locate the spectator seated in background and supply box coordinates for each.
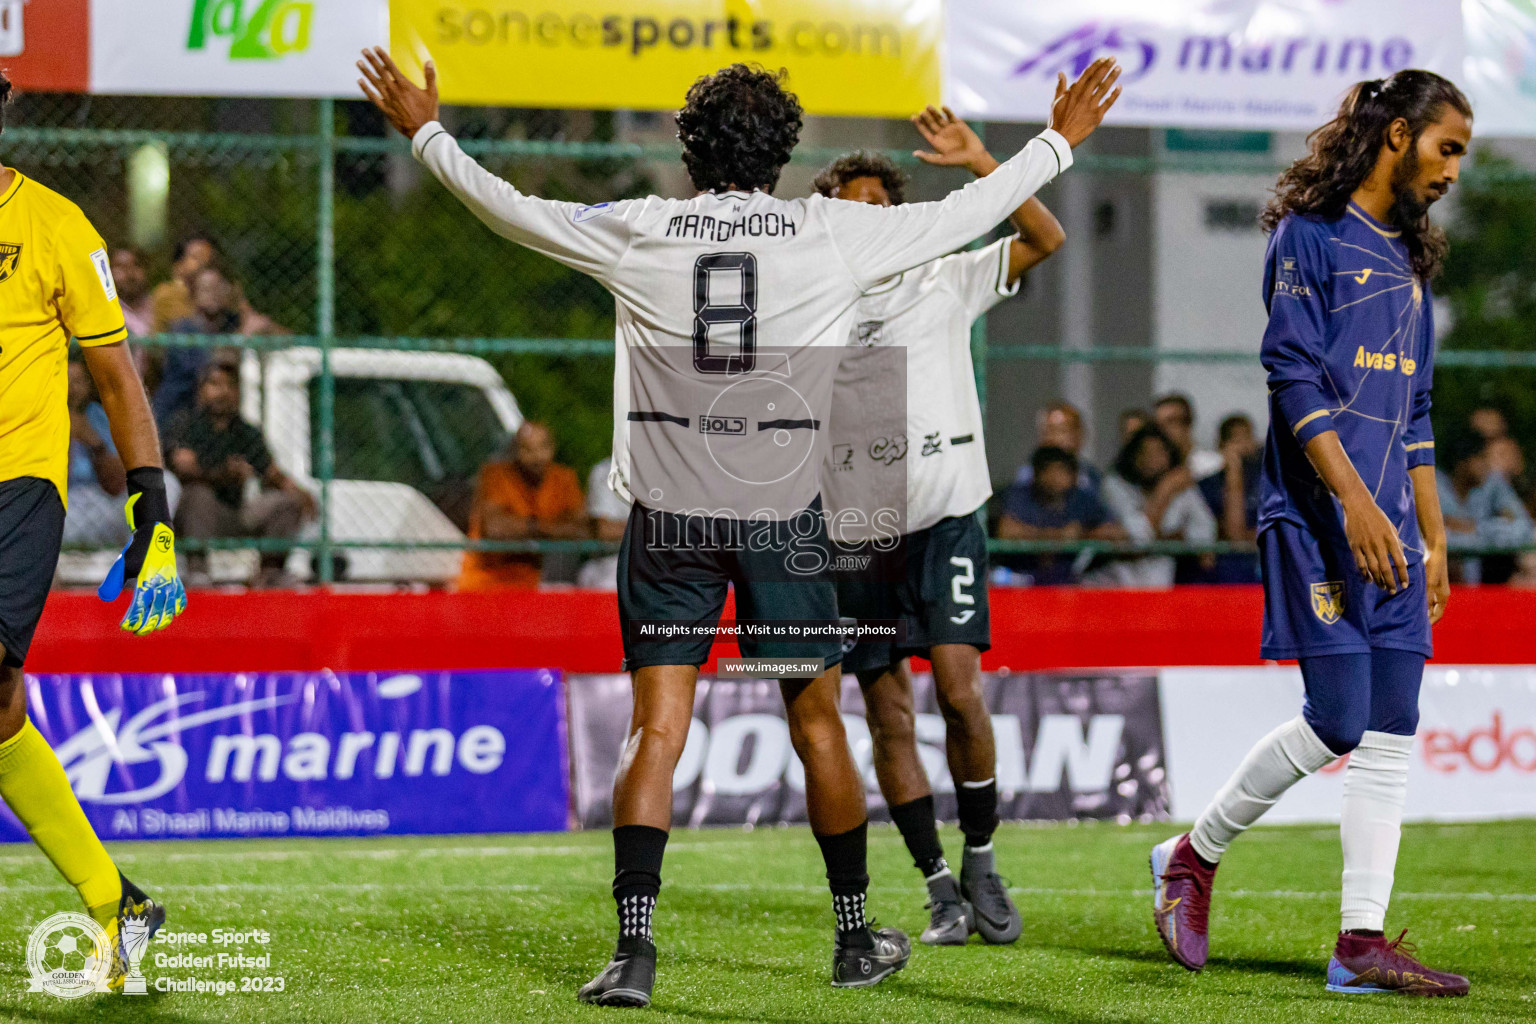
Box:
[1469,405,1509,446]
[111,246,154,339]
[998,446,1125,585]
[63,359,130,550]
[460,421,588,590]
[577,456,630,590]
[150,235,215,333]
[1011,400,1102,497]
[1088,422,1216,588]
[1154,392,1223,480]
[166,362,316,588]
[1118,407,1151,446]
[1438,431,1534,585]
[1196,412,1262,584]
[156,264,244,425]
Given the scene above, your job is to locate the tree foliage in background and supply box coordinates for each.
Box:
[333,137,649,475]
[1437,153,1536,452]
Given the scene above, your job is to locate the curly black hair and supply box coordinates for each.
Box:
[1262,70,1472,280]
[812,150,908,205]
[676,64,803,195]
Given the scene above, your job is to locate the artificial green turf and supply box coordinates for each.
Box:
[0,820,1531,1022]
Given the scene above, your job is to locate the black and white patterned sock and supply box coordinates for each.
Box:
[617,894,655,942]
[832,892,867,934]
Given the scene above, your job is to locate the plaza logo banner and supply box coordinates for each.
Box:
[945,0,1464,131]
[88,0,389,96]
[1160,666,1536,823]
[0,670,568,840]
[388,0,941,116]
[567,671,1168,828]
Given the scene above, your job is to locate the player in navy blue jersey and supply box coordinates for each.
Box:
[1150,71,1473,996]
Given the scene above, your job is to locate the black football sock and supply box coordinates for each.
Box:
[612,824,668,944]
[957,777,999,850]
[815,822,872,948]
[889,795,949,879]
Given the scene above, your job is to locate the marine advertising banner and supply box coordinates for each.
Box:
[945,0,1465,130]
[0,669,568,840]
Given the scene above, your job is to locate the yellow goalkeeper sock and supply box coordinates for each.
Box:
[0,721,121,925]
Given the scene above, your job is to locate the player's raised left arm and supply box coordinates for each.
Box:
[912,106,1065,283]
[832,60,1118,288]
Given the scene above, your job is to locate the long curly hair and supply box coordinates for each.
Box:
[812,151,908,205]
[1262,70,1471,280]
[676,64,803,195]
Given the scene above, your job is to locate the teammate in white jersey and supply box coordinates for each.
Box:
[817,108,1069,947]
[358,48,1120,1005]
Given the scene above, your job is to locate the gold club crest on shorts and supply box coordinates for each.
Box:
[1311,581,1345,625]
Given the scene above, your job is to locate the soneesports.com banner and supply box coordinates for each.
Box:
[389,0,942,116]
[567,671,1169,829]
[0,670,568,840]
[945,0,1465,131]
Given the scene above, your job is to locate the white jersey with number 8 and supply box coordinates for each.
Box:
[412,121,1072,520]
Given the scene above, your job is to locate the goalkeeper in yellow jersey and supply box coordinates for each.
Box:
[0,72,184,987]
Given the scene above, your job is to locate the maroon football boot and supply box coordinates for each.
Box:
[1150,833,1215,971]
[1327,930,1469,997]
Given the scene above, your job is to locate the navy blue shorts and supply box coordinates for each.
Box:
[835,513,991,675]
[0,477,65,668]
[1259,519,1432,661]
[617,501,843,672]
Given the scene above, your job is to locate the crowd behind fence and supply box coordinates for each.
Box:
[28,93,1536,589]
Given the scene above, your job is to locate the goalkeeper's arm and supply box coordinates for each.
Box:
[82,341,186,632]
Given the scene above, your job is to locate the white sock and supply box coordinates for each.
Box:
[1189,716,1337,863]
[1340,730,1412,932]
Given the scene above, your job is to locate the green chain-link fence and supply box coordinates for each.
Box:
[29,92,1536,588]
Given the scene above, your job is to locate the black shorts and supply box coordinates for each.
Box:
[0,477,64,668]
[617,500,843,672]
[836,512,991,675]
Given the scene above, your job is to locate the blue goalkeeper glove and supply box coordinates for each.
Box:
[97,467,188,635]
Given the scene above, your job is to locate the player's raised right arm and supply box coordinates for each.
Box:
[830,59,1120,288]
[358,47,628,280]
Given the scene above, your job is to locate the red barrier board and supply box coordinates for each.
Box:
[28,586,1536,674]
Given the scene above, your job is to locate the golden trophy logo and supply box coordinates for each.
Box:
[120,912,152,995]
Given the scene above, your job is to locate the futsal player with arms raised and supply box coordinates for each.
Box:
[814,108,1068,947]
[358,47,1119,1004]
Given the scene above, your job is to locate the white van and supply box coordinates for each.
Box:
[59,347,521,586]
